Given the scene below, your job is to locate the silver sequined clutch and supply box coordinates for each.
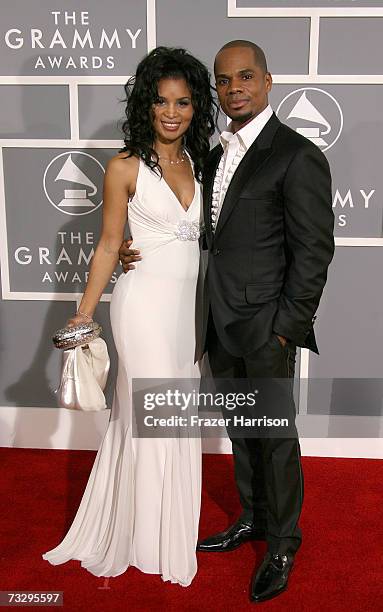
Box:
[52,321,102,350]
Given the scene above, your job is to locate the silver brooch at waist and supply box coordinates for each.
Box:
[174,220,200,241]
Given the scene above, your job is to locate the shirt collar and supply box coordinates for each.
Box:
[219,104,273,151]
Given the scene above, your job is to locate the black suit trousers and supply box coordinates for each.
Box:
[206,311,304,557]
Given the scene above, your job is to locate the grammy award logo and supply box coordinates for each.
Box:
[43,151,104,216]
[276,88,343,152]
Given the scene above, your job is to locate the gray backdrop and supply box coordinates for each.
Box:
[1,1,382,441]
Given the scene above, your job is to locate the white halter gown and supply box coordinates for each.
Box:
[42,156,202,587]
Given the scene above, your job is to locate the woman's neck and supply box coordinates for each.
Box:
[154,140,184,162]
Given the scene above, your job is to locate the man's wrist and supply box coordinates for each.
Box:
[276,334,287,347]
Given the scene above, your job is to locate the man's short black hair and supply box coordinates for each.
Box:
[215,40,268,74]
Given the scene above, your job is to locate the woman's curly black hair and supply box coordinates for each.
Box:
[119,46,219,182]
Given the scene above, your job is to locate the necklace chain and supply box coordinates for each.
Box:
[158,149,186,165]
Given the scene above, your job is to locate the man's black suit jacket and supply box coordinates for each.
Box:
[197,112,335,361]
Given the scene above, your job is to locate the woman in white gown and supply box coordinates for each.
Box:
[42,47,217,586]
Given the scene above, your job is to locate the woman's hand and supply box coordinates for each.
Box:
[66,312,93,328]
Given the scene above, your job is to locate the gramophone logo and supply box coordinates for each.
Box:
[43,151,104,216]
[276,88,343,152]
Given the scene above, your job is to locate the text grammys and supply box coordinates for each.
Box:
[4,10,142,71]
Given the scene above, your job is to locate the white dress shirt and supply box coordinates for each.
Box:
[211,104,273,232]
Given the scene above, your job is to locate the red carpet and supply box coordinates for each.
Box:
[1,448,382,611]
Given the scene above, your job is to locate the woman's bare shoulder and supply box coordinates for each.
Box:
[105,152,140,193]
[106,152,139,176]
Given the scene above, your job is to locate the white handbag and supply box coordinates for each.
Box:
[56,337,110,411]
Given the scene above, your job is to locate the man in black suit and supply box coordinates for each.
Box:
[119,40,334,603]
[195,40,334,602]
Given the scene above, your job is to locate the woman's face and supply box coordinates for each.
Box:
[152,77,194,144]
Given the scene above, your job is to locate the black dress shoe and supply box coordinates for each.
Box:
[250,552,294,603]
[197,518,266,552]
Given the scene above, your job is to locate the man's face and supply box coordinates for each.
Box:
[214,46,272,128]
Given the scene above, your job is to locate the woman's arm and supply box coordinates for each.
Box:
[67,154,138,326]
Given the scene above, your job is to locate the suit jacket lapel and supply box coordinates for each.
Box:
[214,113,280,239]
